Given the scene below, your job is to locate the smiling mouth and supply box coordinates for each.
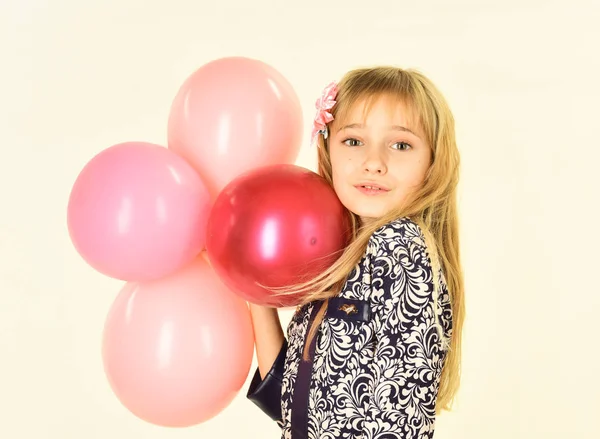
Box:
[360,185,385,190]
[355,185,390,195]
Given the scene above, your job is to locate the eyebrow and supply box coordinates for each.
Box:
[338,123,420,138]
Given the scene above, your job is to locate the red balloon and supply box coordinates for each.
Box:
[206,164,351,307]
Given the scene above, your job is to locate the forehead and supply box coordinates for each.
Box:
[334,93,422,135]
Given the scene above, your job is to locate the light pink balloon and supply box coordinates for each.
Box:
[167,56,303,197]
[67,141,211,281]
[102,256,254,427]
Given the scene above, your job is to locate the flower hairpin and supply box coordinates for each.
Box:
[311,81,338,146]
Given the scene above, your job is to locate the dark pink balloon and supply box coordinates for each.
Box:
[67,142,211,281]
[205,164,352,307]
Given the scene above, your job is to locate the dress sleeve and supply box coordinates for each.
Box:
[362,233,451,439]
[246,339,287,423]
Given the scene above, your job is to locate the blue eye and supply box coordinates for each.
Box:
[342,138,363,147]
[392,142,412,151]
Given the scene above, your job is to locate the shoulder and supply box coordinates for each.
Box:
[364,217,436,281]
[368,216,427,251]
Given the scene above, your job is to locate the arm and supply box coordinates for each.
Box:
[363,234,450,439]
[246,304,287,422]
[249,304,285,380]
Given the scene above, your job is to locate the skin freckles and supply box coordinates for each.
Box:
[329,95,432,225]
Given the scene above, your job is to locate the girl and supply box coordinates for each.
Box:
[246,66,464,439]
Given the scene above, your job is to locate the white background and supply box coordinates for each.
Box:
[1,0,599,438]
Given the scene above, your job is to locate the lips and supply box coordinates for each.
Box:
[354,182,390,191]
[354,183,390,195]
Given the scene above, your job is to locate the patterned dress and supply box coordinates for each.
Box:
[247,217,453,439]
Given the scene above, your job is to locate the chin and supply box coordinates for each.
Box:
[337,188,398,221]
[347,205,388,221]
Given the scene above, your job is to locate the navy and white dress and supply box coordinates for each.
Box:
[247,217,453,439]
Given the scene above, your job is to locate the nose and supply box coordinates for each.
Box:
[363,148,387,175]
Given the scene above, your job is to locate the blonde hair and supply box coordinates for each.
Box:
[272,66,465,414]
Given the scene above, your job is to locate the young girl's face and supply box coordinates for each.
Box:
[329,95,431,224]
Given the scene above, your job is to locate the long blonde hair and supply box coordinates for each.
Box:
[272,66,464,414]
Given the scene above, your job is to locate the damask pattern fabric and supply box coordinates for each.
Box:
[247,217,453,439]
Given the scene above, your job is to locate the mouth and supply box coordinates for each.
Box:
[354,184,391,195]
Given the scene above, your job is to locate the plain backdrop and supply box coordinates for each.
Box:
[1,0,599,438]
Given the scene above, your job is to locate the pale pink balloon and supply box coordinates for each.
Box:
[67,142,211,281]
[102,256,254,427]
[167,56,303,197]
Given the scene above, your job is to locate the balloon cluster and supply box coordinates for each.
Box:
[66,57,351,427]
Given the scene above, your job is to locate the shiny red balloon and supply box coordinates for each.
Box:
[206,164,351,307]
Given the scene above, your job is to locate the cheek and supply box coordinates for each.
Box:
[412,159,430,183]
[392,157,430,186]
[331,166,350,194]
[330,149,355,180]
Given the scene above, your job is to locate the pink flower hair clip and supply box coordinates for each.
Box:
[311,81,338,145]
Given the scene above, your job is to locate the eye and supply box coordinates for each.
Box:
[392,142,412,151]
[342,138,363,147]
